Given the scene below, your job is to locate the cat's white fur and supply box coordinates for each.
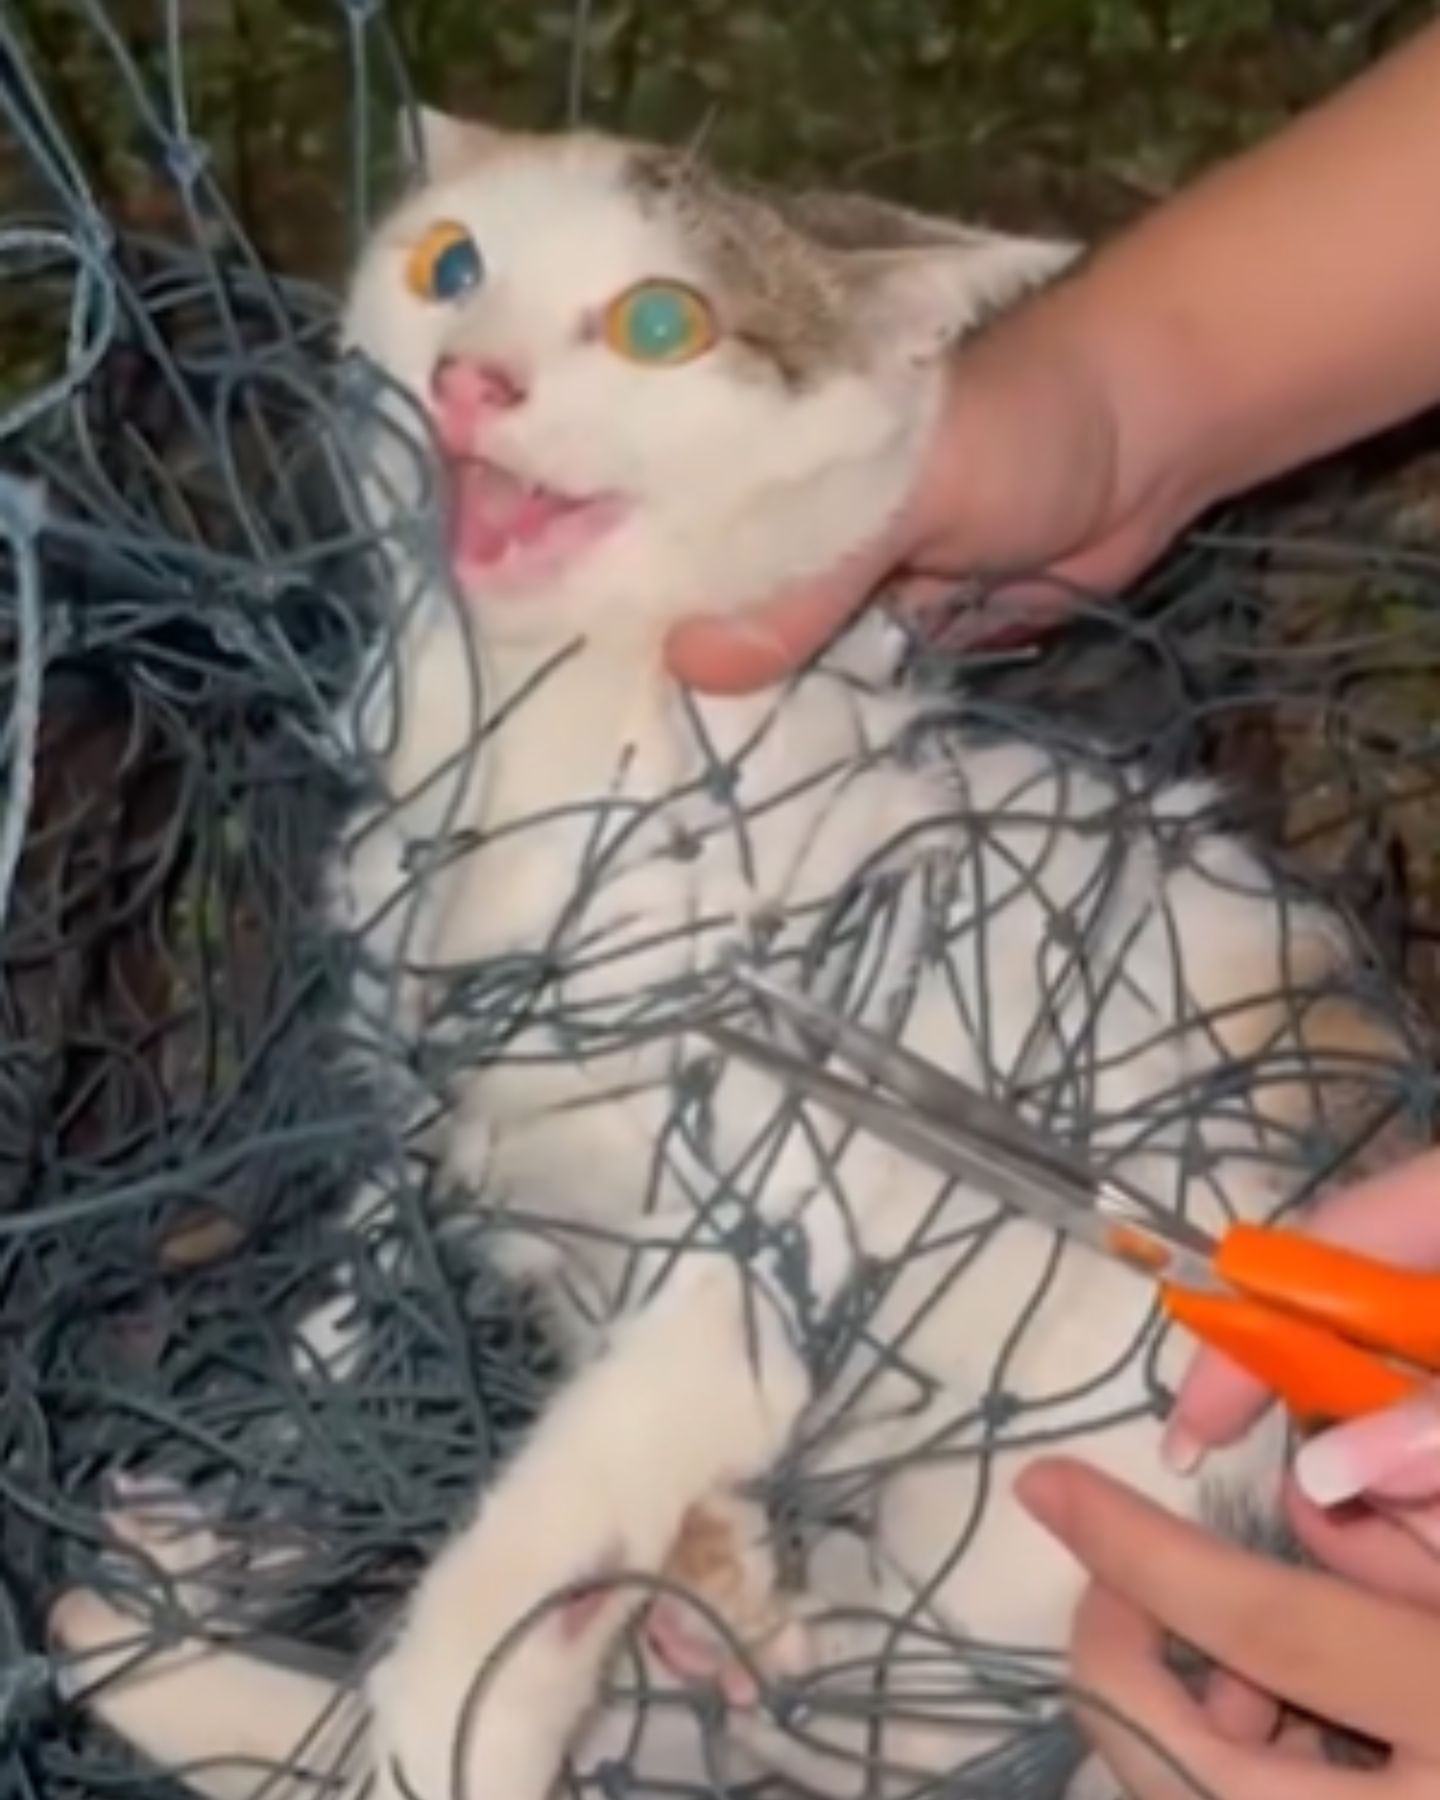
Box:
[53,117,1393,1800]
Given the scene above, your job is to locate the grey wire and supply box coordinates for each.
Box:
[0,475,45,929]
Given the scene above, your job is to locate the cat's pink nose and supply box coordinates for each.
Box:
[431,355,528,453]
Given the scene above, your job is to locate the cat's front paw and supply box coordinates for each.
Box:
[369,1255,811,1800]
[366,1511,635,1800]
[645,1496,813,1708]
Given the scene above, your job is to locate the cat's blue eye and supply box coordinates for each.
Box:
[406,222,484,304]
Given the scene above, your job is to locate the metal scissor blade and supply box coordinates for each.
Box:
[698,1017,1217,1287]
[730,965,1091,1183]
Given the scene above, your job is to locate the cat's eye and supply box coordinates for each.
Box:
[406,221,484,304]
[601,280,717,366]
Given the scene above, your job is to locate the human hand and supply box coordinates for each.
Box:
[662,288,1193,695]
[1166,1145,1440,1546]
[1016,1455,1440,1798]
[667,21,1440,698]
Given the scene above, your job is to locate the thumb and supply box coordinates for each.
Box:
[1295,1386,1440,1508]
[663,538,895,696]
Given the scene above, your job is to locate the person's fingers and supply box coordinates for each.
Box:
[1294,1389,1440,1510]
[1289,1146,1440,1264]
[1164,1349,1272,1464]
[1017,1456,1440,1755]
[1070,1582,1254,1800]
[1044,506,1181,596]
[887,573,963,613]
[907,508,1174,649]
[662,520,903,694]
[1069,1583,1358,1800]
[1285,1479,1440,1600]
[1380,1498,1440,1559]
[1203,1669,1280,1745]
[663,452,1182,693]
[917,584,1079,653]
[1168,1146,1440,1459]
[663,583,862,695]
[665,557,1070,692]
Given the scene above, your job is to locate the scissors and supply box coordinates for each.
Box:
[696,965,1440,1424]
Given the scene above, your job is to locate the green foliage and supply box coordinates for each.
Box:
[5,0,1430,280]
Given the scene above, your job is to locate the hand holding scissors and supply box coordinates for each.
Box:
[701,967,1440,1424]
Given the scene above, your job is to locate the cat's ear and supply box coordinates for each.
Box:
[400,105,506,183]
[763,187,1077,363]
[844,232,1079,364]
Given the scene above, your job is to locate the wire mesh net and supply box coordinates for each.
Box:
[4,7,1440,1800]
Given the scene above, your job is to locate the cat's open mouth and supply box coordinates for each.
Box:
[445,455,627,587]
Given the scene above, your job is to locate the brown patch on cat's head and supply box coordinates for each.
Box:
[622,146,1074,390]
[622,149,855,388]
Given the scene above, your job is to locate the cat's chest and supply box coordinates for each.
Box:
[341,630,942,1055]
[422,733,738,975]
[431,731,935,982]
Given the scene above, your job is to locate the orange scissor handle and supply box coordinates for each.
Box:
[1162,1284,1420,1423]
[1214,1223,1440,1369]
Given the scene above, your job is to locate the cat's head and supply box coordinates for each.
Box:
[343,110,1075,652]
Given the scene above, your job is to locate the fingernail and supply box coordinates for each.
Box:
[711,618,788,657]
[664,615,788,685]
[1296,1397,1440,1508]
[1162,1421,1206,1477]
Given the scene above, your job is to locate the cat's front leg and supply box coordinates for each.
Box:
[367,1256,811,1800]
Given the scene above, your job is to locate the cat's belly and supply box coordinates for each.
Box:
[447,1047,712,1307]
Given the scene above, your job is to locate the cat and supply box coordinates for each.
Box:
[50,105,1415,1800]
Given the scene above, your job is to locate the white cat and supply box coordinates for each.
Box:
[52,107,1410,1800]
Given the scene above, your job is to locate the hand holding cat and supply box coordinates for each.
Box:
[666,18,1440,697]
[661,302,1161,693]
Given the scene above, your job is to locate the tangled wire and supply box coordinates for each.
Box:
[4,7,1440,1800]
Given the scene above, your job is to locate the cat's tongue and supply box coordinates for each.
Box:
[447,459,589,568]
[453,457,576,561]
